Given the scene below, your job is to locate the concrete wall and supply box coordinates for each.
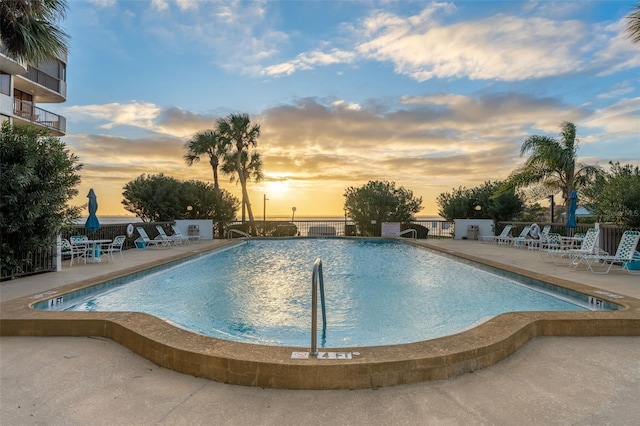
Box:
[453,219,495,240]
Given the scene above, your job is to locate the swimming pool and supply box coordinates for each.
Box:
[47,239,595,347]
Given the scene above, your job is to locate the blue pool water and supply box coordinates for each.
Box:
[57,239,592,348]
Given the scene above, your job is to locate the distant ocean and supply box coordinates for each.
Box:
[76,215,446,225]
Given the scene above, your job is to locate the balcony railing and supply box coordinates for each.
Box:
[23,65,63,94]
[13,99,66,133]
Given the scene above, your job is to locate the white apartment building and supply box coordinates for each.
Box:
[0,47,67,136]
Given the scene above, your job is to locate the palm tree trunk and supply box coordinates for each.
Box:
[236,152,255,230]
[212,165,220,198]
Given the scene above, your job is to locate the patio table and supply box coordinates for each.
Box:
[73,239,111,263]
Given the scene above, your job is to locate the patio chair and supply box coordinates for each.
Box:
[156,225,188,245]
[101,235,126,262]
[479,224,512,244]
[136,227,171,249]
[577,230,640,274]
[61,238,87,266]
[496,226,530,246]
[171,224,195,243]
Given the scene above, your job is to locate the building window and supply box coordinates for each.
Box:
[0,73,10,96]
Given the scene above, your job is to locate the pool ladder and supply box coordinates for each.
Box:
[310,258,327,356]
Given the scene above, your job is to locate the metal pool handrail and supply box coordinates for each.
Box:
[311,258,327,356]
[227,229,251,239]
[395,229,417,239]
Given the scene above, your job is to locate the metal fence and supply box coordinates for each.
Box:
[1,245,57,281]
[223,219,453,238]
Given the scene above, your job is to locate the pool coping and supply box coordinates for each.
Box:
[1,238,639,390]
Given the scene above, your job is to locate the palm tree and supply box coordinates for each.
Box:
[497,122,601,221]
[0,0,69,63]
[184,129,230,198]
[216,113,261,225]
[626,2,640,44]
[222,150,264,221]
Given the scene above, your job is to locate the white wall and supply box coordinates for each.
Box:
[174,220,213,240]
[453,219,495,240]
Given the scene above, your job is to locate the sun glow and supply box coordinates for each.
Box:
[263,179,291,196]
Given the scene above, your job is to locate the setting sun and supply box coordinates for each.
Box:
[262,179,291,196]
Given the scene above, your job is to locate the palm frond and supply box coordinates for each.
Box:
[625,3,640,43]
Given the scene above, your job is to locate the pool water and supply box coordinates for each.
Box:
[60,239,590,348]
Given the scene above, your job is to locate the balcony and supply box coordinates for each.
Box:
[0,52,28,75]
[13,99,66,136]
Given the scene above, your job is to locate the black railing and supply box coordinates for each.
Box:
[223,219,453,238]
[60,221,176,250]
[1,244,57,281]
[13,99,66,133]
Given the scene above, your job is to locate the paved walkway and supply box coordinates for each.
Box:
[1,239,639,425]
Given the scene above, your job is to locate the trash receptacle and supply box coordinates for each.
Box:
[467,225,479,240]
[188,225,199,238]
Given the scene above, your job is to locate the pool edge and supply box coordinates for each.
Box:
[2,239,640,390]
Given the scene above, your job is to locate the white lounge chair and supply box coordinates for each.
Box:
[496,226,530,246]
[479,224,512,244]
[172,224,197,243]
[136,227,171,249]
[539,228,600,265]
[156,225,187,245]
[308,225,336,236]
[539,233,564,261]
[577,230,640,274]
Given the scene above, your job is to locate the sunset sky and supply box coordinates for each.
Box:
[51,0,639,219]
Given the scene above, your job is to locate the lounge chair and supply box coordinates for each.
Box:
[539,233,564,261]
[136,227,171,248]
[308,225,336,237]
[156,225,188,245]
[577,230,640,274]
[101,235,126,262]
[479,224,512,244]
[61,238,87,266]
[172,224,197,243]
[496,226,530,246]
[539,228,600,265]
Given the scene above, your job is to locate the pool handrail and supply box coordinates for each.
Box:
[310,258,327,356]
[395,229,417,239]
[228,229,251,239]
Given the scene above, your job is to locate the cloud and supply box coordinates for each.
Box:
[141,0,286,71]
[66,89,637,215]
[355,9,588,82]
[594,21,640,76]
[150,0,169,12]
[88,0,117,7]
[261,49,356,77]
[64,102,161,131]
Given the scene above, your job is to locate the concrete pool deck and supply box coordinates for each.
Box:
[1,239,639,423]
